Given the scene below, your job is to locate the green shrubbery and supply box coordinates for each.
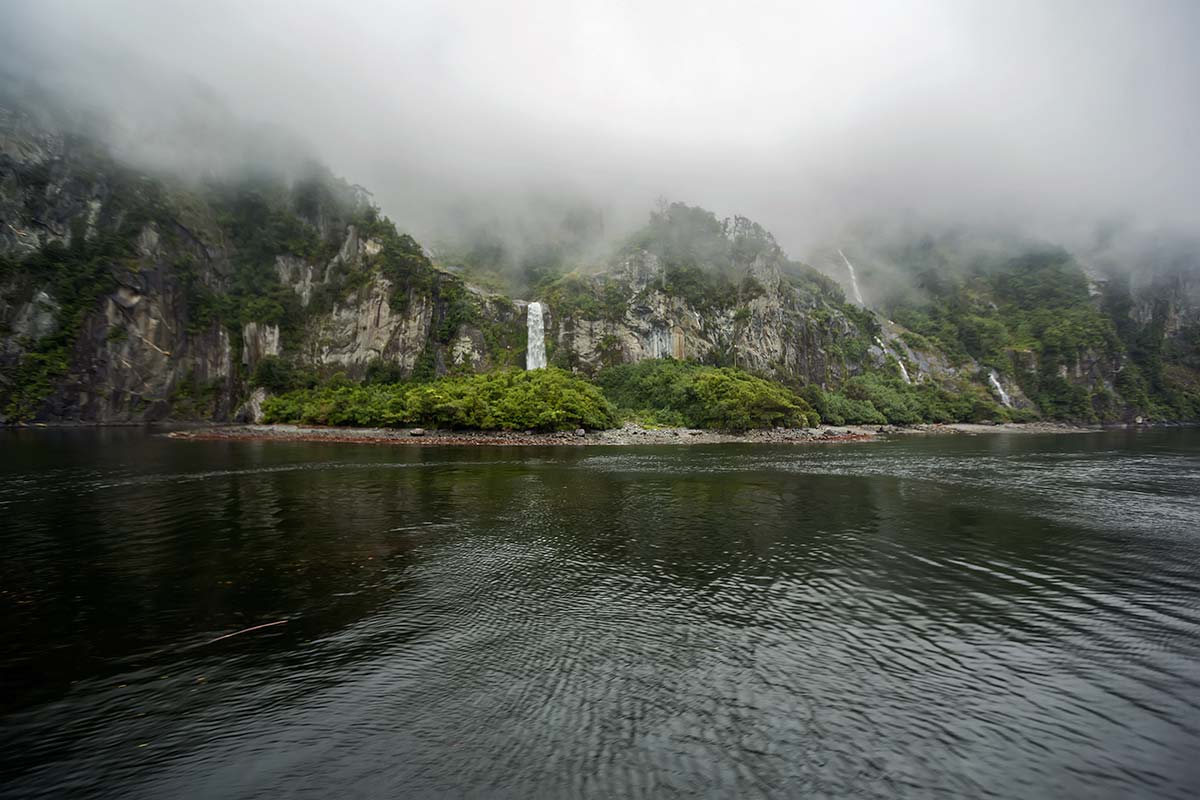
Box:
[802,373,1021,426]
[258,356,1028,432]
[261,368,617,431]
[881,245,1162,419]
[598,359,819,429]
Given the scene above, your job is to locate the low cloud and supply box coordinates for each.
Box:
[3,0,1198,261]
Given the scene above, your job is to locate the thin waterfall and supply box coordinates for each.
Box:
[877,336,912,384]
[989,370,1013,407]
[838,248,865,305]
[526,302,547,370]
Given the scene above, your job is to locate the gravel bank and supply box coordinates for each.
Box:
[165,420,1100,447]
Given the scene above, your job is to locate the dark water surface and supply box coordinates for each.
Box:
[2,428,1199,798]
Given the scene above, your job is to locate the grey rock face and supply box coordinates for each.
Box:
[242,322,281,374]
[234,387,268,423]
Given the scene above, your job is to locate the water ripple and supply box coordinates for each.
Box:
[1,428,1199,798]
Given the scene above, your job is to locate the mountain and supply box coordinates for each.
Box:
[2,102,1198,425]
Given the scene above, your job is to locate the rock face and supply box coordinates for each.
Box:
[233,387,268,423]
[547,250,857,385]
[2,102,1197,423]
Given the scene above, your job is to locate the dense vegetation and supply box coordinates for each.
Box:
[261,368,617,431]
[257,355,1033,434]
[619,204,794,311]
[597,359,820,429]
[868,237,1200,422]
[0,136,484,420]
[802,373,1031,426]
[1,168,169,419]
[256,356,1034,433]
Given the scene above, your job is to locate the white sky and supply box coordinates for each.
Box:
[4,0,1198,253]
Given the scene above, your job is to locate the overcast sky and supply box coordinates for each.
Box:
[3,0,1198,255]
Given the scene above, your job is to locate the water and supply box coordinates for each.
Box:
[838,248,866,305]
[525,302,546,370]
[990,370,1014,408]
[2,428,1200,799]
[876,336,912,384]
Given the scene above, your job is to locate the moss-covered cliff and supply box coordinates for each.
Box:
[3,103,1198,424]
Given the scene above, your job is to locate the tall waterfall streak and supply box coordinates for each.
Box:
[989,370,1013,408]
[897,358,912,384]
[838,248,865,306]
[526,302,547,370]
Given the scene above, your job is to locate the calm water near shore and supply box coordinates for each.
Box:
[2,428,1199,798]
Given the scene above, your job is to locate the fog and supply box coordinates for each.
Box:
[3,0,1199,262]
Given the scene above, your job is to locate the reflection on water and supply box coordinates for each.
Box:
[1,428,1199,798]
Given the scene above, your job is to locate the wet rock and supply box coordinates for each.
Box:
[233,387,268,424]
[574,428,585,437]
[409,428,426,437]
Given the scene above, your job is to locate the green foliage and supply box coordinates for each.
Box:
[539,273,627,322]
[1101,273,1200,420]
[363,358,407,385]
[356,206,437,310]
[2,228,140,419]
[262,368,617,431]
[476,299,526,369]
[804,373,1014,426]
[169,371,223,419]
[881,244,1146,419]
[431,278,479,343]
[619,204,790,312]
[597,359,818,429]
[783,261,845,304]
[4,350,70,420]
[252,355,298,393]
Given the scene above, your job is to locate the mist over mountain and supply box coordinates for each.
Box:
[4,0,1199,263]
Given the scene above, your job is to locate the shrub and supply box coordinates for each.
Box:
[261,368,617,431]
[252,355,296,393]
[597,359,818,429]
[364,358,406,385]
[805,373,1017,426]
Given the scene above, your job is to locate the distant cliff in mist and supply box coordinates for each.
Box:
[3,102,1198,424]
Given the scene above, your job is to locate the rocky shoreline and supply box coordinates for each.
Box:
[163,420,1103,448]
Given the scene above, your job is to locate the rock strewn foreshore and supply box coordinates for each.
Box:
[165,420,1099,447]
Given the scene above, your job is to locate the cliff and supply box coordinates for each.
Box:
[2,103,1198,424]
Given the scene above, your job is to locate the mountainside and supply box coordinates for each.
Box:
[3,104,1198,425]
[828,228,1200,422]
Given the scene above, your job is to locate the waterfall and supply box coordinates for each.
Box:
[989,370,1013,408]
[525,302,547,370]
[877,336,912,384]
[838,248,865,306]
